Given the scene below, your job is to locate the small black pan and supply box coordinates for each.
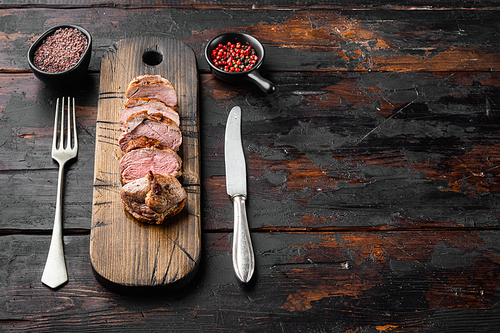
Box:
[27,24,92,86]
[205,32,275,94]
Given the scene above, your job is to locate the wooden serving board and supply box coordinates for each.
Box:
[90,37,200,292]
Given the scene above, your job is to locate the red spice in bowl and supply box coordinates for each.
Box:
[209,41,259,73]
[205,32,275,93]
[32,28,88,73]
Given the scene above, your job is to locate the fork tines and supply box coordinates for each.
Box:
[53,97,77,152]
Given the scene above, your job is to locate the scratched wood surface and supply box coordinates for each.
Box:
[0,2,500,332]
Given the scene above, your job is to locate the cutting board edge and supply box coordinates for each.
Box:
[89,253,201,294]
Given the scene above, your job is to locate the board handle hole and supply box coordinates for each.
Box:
[142,50,163,66]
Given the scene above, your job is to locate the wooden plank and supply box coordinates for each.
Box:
[2,0,500,8]
[1,71,500,231]
[1,8,500,73]
[201,71,500,230]
[2,232,500,331]
[0,74,97,230]
[89,37,200,291]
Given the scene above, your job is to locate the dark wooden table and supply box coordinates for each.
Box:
[1,1,500,332]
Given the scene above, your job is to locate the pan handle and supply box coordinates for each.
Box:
[246,71,276,94]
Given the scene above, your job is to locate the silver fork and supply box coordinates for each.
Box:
[41,97,78,289]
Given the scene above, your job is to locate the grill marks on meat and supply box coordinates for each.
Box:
[118,74,186,224]
[126,74,177,108]
[120,171,187,224]
[123,136,165,153]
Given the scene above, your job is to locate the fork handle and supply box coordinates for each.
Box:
[41,163,68,289]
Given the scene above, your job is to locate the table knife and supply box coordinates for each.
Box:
[225,106,255,283]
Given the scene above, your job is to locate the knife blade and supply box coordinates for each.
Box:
[224,106,255,283]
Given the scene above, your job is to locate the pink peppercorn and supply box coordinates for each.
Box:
[210,41,259,73]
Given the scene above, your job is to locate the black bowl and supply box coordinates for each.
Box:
[205,32,275,94]
[27,25,92,86]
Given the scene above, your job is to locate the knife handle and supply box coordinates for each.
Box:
[232,195,255,283]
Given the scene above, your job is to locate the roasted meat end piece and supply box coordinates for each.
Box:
[120,171,187,224]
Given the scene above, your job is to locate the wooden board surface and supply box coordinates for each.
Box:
[90,37,200,292]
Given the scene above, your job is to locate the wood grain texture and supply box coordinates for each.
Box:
[2,0,500,8]
[1,8,499,73]
[200,71,500,230]
[1,2,500,332]
[2,232,500,332]
[90,37,200,291]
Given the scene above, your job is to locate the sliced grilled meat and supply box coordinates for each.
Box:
[118,111,182,152]
[125,74,177,108]
[120,97,179,130]
[120,145,182,183]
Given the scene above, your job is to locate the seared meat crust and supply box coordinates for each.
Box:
[120,171,187,225]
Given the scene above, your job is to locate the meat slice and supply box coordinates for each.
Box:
[120,171,187,224]
[118,111,182,152]
[120,146,182,183]
[123,136,165,153]
[125,74,177,107]
[120,97,179,130]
